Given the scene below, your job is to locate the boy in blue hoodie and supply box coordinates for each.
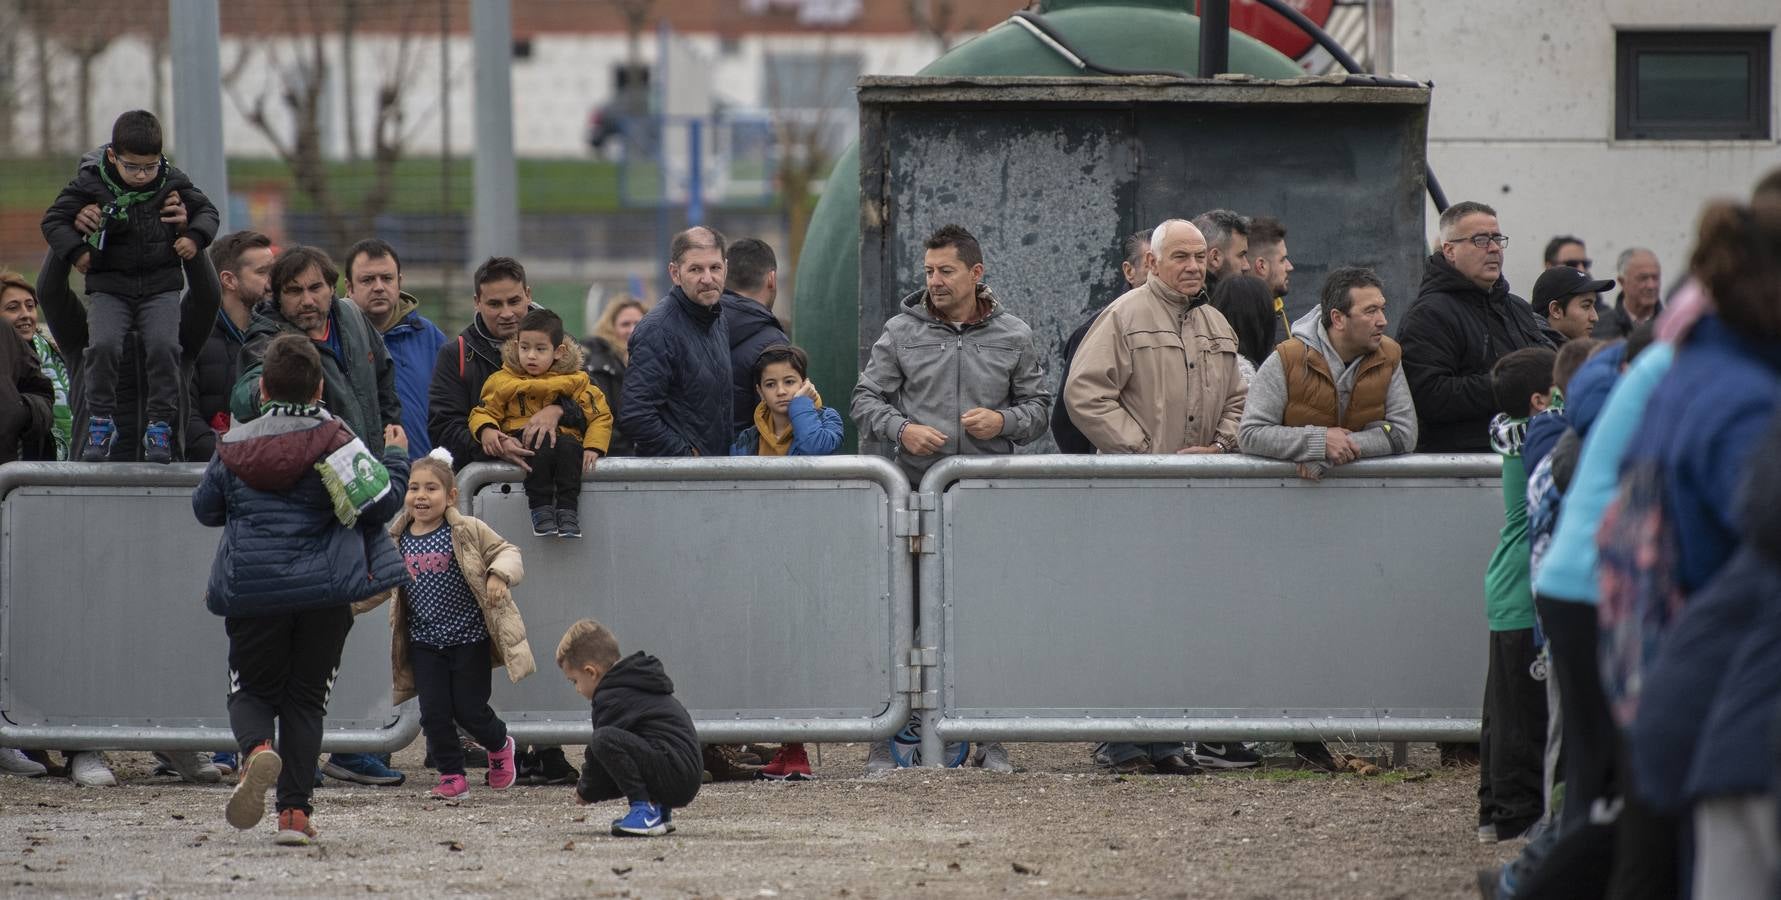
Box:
[193,333,410,846]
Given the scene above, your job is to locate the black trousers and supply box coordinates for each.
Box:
[1538,595,1619,834]
[1478,626,1547,837]
[513,431,582,511]
[411,640,507,776]
[577,727,700,809]
[85,290,182,423]
[225,605,353,814]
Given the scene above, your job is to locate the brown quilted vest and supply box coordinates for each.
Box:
[1278,335,1403,429]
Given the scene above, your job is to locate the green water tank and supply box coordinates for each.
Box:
[792,0,1307,447]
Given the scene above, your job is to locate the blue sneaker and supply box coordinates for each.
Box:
[142,420,173,463]
[212,752,237,776]
[322,752,406,786]
[80,416,116,462]
[611,801,668,837]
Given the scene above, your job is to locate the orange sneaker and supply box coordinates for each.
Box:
[225,742,282,831]
[758,742,813,781]
[275,808,317,846]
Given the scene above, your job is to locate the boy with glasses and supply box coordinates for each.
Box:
[40,109,219,463]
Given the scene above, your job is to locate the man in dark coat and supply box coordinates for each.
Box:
[721,238,789,432]
[193,231,274,457]
[230,246,400,456]
[1592,247,1663,340]
[1052,230,1148,454]
[1398,201,1553,452]
[620,226,733,457]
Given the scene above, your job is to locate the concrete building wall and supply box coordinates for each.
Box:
[1391,0,1778,302]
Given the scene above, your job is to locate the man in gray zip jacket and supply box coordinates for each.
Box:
[851,223,1050,777]
[852,224,1052,486]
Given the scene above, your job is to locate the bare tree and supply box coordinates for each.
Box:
[67,29,114,152]
[765,40,851,318]
[18,0,57,155]
[339,0,363,160]
[0,2,20,155]
[223,0,427,252]
[609,0,653,68]
[905,0,959,54]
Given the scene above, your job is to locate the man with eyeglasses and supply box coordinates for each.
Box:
[1397,201,1553,452]
[1592,247,1663,340]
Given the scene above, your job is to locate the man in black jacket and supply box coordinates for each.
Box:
[192,231,273,456]
[1051,230,1149,454]
[1398,201,1554,452]
[620,226,733,457]
[1592,247,1663,340]
[721,238,790,432]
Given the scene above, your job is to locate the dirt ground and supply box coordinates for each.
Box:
[1,742,1518,899]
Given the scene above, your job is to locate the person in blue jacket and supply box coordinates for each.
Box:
[344,239,447,460]
[193,333,410,847]
[620,226,732,457]
[729,344,842,458]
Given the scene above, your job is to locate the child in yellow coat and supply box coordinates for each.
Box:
[469,308,612,538]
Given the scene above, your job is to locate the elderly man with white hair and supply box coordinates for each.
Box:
[1065,218,1248,458]
[1593,246,1662,340]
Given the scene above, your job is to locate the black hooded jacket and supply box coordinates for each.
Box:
[1398,253,1553,452]
[581,651,702,805]
[1208,272,1279,369]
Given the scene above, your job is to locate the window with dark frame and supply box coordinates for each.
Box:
[1616,30,1772,141]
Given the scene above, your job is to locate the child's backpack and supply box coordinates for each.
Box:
[1594,459,1685,728]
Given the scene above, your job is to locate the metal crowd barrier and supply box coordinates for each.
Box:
[455,457,915,745]
[3,454,1500,764]
[0,462,417,752]
[910,454,1502,764]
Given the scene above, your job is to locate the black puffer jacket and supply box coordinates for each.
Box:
[580,651,702,808]
[620,288,732,457]
[580,336,634,457]
[1398,253,1552,451]
[720,291,789,431]
[190,312,249,447]
[41,146,219,298]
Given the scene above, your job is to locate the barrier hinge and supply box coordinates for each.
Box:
[899,492,939,555]
[900,646,940,709]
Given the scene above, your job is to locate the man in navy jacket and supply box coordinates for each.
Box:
[620,227,733,457]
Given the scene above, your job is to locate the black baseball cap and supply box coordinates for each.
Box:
[1532,266,1615,309]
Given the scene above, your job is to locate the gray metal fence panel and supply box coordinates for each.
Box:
[916,454,1500,753]
[455,457,913,744]
[0,463,417,752]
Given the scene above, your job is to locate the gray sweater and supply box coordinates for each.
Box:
[1239,307,1417,478]
[851,285,1051,481]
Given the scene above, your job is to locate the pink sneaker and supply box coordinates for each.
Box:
[486,736,517,790]
[431,773,468,800]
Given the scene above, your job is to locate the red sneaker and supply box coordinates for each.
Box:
[486,736,516,790]
[274,808,317,846]
[758,743,813,781]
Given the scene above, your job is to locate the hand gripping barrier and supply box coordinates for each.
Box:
[455,456,915,745]
[911,453,1502,765]
[0,462,419,752]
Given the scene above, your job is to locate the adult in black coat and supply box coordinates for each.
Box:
[1209,272,1279,370]
[426,257,582,472]
[191,231,274,457]
[1398,203,1552,452]
[620,228,732,458]
[0,329,54,464]
[720,291,788,432]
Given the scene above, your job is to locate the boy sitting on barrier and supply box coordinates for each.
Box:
[728,343,842,780]
[469,308,611,539]
[558,619,701,837]
[193,333,410,846]
[1477,346,1557,844]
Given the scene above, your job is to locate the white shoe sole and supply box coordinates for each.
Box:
[274,829,312,846]
[226,750,283,830]
[611,822,668,837]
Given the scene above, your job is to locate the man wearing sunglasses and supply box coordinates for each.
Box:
[1541,235,1592,273]
[1397,201,1554,452]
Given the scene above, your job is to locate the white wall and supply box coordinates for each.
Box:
[1392,0,1779,299]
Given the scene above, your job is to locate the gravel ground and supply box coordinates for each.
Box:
[2,742,1518,899]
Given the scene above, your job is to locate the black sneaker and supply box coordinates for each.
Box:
[556,508,581,539]
[514,746,544,785]
[1293,742,1344,773]
[536,746,579,785]
[1190,742,1262,769]
[530,507,557,536]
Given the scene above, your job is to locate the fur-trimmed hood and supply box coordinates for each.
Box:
[499,335,586,377]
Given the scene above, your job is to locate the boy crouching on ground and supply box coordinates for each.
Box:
[193,333,410,845]
[558,619,701,836]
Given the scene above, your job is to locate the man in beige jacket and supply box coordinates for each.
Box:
[1064,219,1247,456]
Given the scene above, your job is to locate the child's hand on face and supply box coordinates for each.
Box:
[173,236,197,260]
[485,574,510,605]
[796,380,819,402]
[582,449,600,473]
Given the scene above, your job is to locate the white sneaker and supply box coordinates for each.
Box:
[864,741,897,775]
[0,748,47,777]
[155,750,222,784]
[973,742,1014,774]
[69,751,117,787]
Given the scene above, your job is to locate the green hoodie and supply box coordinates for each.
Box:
[1484,413,1533,631]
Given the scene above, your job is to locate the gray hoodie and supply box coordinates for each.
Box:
[851,285,1051,480]
[1238,306,1416,477]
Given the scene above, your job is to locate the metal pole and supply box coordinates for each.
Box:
[168,0,229,233]
[1197,0,1230,79]
[685,118,703,226]
[471,0,520,262]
